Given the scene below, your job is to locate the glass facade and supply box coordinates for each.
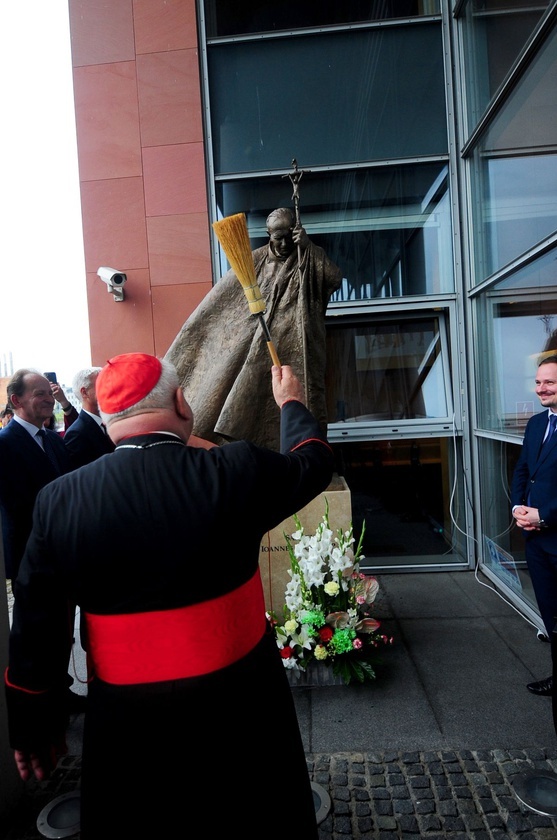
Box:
[469,23,557,280]
[214,163,454,300]
[205,0,441,38]
[474,245,557,434]
[199,0,557,618]
[477,436,540,626]
[464,1,557,623]
[332,435,467,570]
[325,313,451,424]
[459,0,550,128]
[208,24,447,174]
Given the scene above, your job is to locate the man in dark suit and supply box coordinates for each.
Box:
[5,353,333,839]
[0,368,86,714]
[512,354,557,697]
[0,369,70,583]
[64,367,115,469]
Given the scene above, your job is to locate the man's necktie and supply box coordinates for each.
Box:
[544,413,557,446]
[36,429,61,475]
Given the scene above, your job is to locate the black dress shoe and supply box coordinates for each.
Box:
[527,676,553,696]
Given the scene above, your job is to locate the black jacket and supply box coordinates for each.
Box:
[64,410,115,470]
[6,399,333,839]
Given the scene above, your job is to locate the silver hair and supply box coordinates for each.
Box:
[266,207,294,231]
[72,367,103,401]
[100,357,180,425]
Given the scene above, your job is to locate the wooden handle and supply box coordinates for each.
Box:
[267,341,281,367]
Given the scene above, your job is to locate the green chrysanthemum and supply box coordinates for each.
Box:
[300,609,325,628]
[330,627,356,654]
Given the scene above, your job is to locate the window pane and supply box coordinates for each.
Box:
[469,27,557,279]
[459,0,549,129]
[333,436,467,568]
[472,154,557,278]
[493,246,557,292]
[209,25,446,174]
[215,163,454,299]
[325,315,449,423]
[477,437,539,621]
[204,0,440,38]
[474,247,557,433]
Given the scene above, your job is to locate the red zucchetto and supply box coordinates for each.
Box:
[97,353,162,413]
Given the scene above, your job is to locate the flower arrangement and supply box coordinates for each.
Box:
[269,502,393,685]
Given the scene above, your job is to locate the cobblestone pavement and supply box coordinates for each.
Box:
[4,747,557,839]
[312,749,557,839]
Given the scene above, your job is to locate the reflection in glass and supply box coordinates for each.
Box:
[477,436,539,621]
[469,25,557,280]
[473,153,557,278]
[204,0,440,39]
[474,246,557,434]
[326,315,450,423]
[208,25,446,174]
[215,163,454,300]
[494,245,557,291]
[459,0,549,130]
[332,435,466,568]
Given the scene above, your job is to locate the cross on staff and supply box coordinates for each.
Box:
[283,158,309,228]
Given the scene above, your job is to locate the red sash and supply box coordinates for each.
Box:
[85,570,266,685]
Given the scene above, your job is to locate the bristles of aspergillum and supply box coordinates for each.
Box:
[212,213,266,315]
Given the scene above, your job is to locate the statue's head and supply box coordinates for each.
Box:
[266,208,295,259]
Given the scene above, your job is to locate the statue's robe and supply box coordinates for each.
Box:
[166,240,342,450]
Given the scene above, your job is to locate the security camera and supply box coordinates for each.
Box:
[97,267,127,301]
[97,267,127,287]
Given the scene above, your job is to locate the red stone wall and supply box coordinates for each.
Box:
[68,0,212,364]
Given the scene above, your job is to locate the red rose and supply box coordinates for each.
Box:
[280,646,294,659]
[318,626,333,643]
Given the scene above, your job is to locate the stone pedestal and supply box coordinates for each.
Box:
[259,474,352,615]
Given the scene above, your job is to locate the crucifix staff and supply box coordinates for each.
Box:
[288,158,304,229]
[285,158,309,401]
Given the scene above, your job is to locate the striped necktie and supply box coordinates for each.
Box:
[36,428,61,475]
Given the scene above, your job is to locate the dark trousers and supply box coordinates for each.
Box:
[525,536,557,640]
